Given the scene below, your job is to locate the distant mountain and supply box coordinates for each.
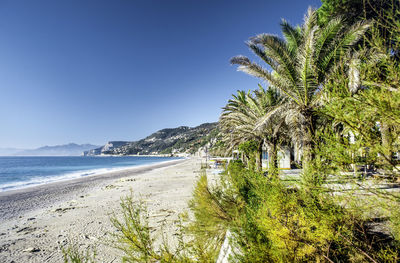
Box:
[14,143,100,156]
[84,122,219,156]
[83,141,130,156]
[0,148,26,156]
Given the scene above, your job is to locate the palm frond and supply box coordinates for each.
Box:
[281,19,302,55]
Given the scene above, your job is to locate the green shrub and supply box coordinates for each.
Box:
[62,245,96,263]
[63,161,400,262]
[213,162,400,262]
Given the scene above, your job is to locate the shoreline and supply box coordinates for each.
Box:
[0,156,184,193]
[0,158,186,221]
[0,158,201,262]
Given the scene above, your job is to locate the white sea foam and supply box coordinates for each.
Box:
[0,158,182,192]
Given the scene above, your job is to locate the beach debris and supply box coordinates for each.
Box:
[16,226,37,234]
[0,243,10,253]
[27,217,36,221]
[120,178,136,182]
[104,184,118,190]
[57,239,67,245]
[54,207,76,213]
[22,247,41,253]
[159,208,175,214]
[81,234,97,241]
[34,233,46,238]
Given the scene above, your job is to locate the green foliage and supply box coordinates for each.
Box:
[188,172,238,259]
[159,147,173,154]
[219,86,288,170]
[223,162,400,262]
[318,0,370,25]
[209,140,226,157]
[238,141,258,158]
[191,162,337,261]
[107,192,220,263]
[317,0,399,42]
[231,8,370,169]
[256,188,345,261]
[110,196,158,262]
[237,140,258,170]
[100,123,219,156]
[62,245,96,263]
[63,156,400,263]
[319,9,400,173]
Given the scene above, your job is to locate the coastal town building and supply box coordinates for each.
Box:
[261,145,292,169]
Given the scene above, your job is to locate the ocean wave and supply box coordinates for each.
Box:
[0,158,181,192]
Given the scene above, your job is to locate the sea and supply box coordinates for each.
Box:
[0,156,181,192]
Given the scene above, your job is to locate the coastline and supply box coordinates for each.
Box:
[0,158,185,221]
[0,156,184,193]
[0,157,201,262]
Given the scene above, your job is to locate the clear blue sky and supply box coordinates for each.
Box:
[0,0,321,148]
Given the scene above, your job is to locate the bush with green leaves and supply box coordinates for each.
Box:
[62,245,96,263]
[108,193,219,263]
[63,159,400,263]
[202,161,399,262]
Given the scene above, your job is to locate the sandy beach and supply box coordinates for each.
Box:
[0,158,202,262]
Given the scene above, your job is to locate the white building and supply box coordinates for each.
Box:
[261,145,292,169]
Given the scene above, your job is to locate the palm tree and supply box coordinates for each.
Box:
[230,8,370,169]
[252,86,289,173]
[220,90,263,169]
[220,86,288,172]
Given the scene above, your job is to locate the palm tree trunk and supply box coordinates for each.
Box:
[302,112,315,171]
[256,141,263,171]
[268,140,278,177]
